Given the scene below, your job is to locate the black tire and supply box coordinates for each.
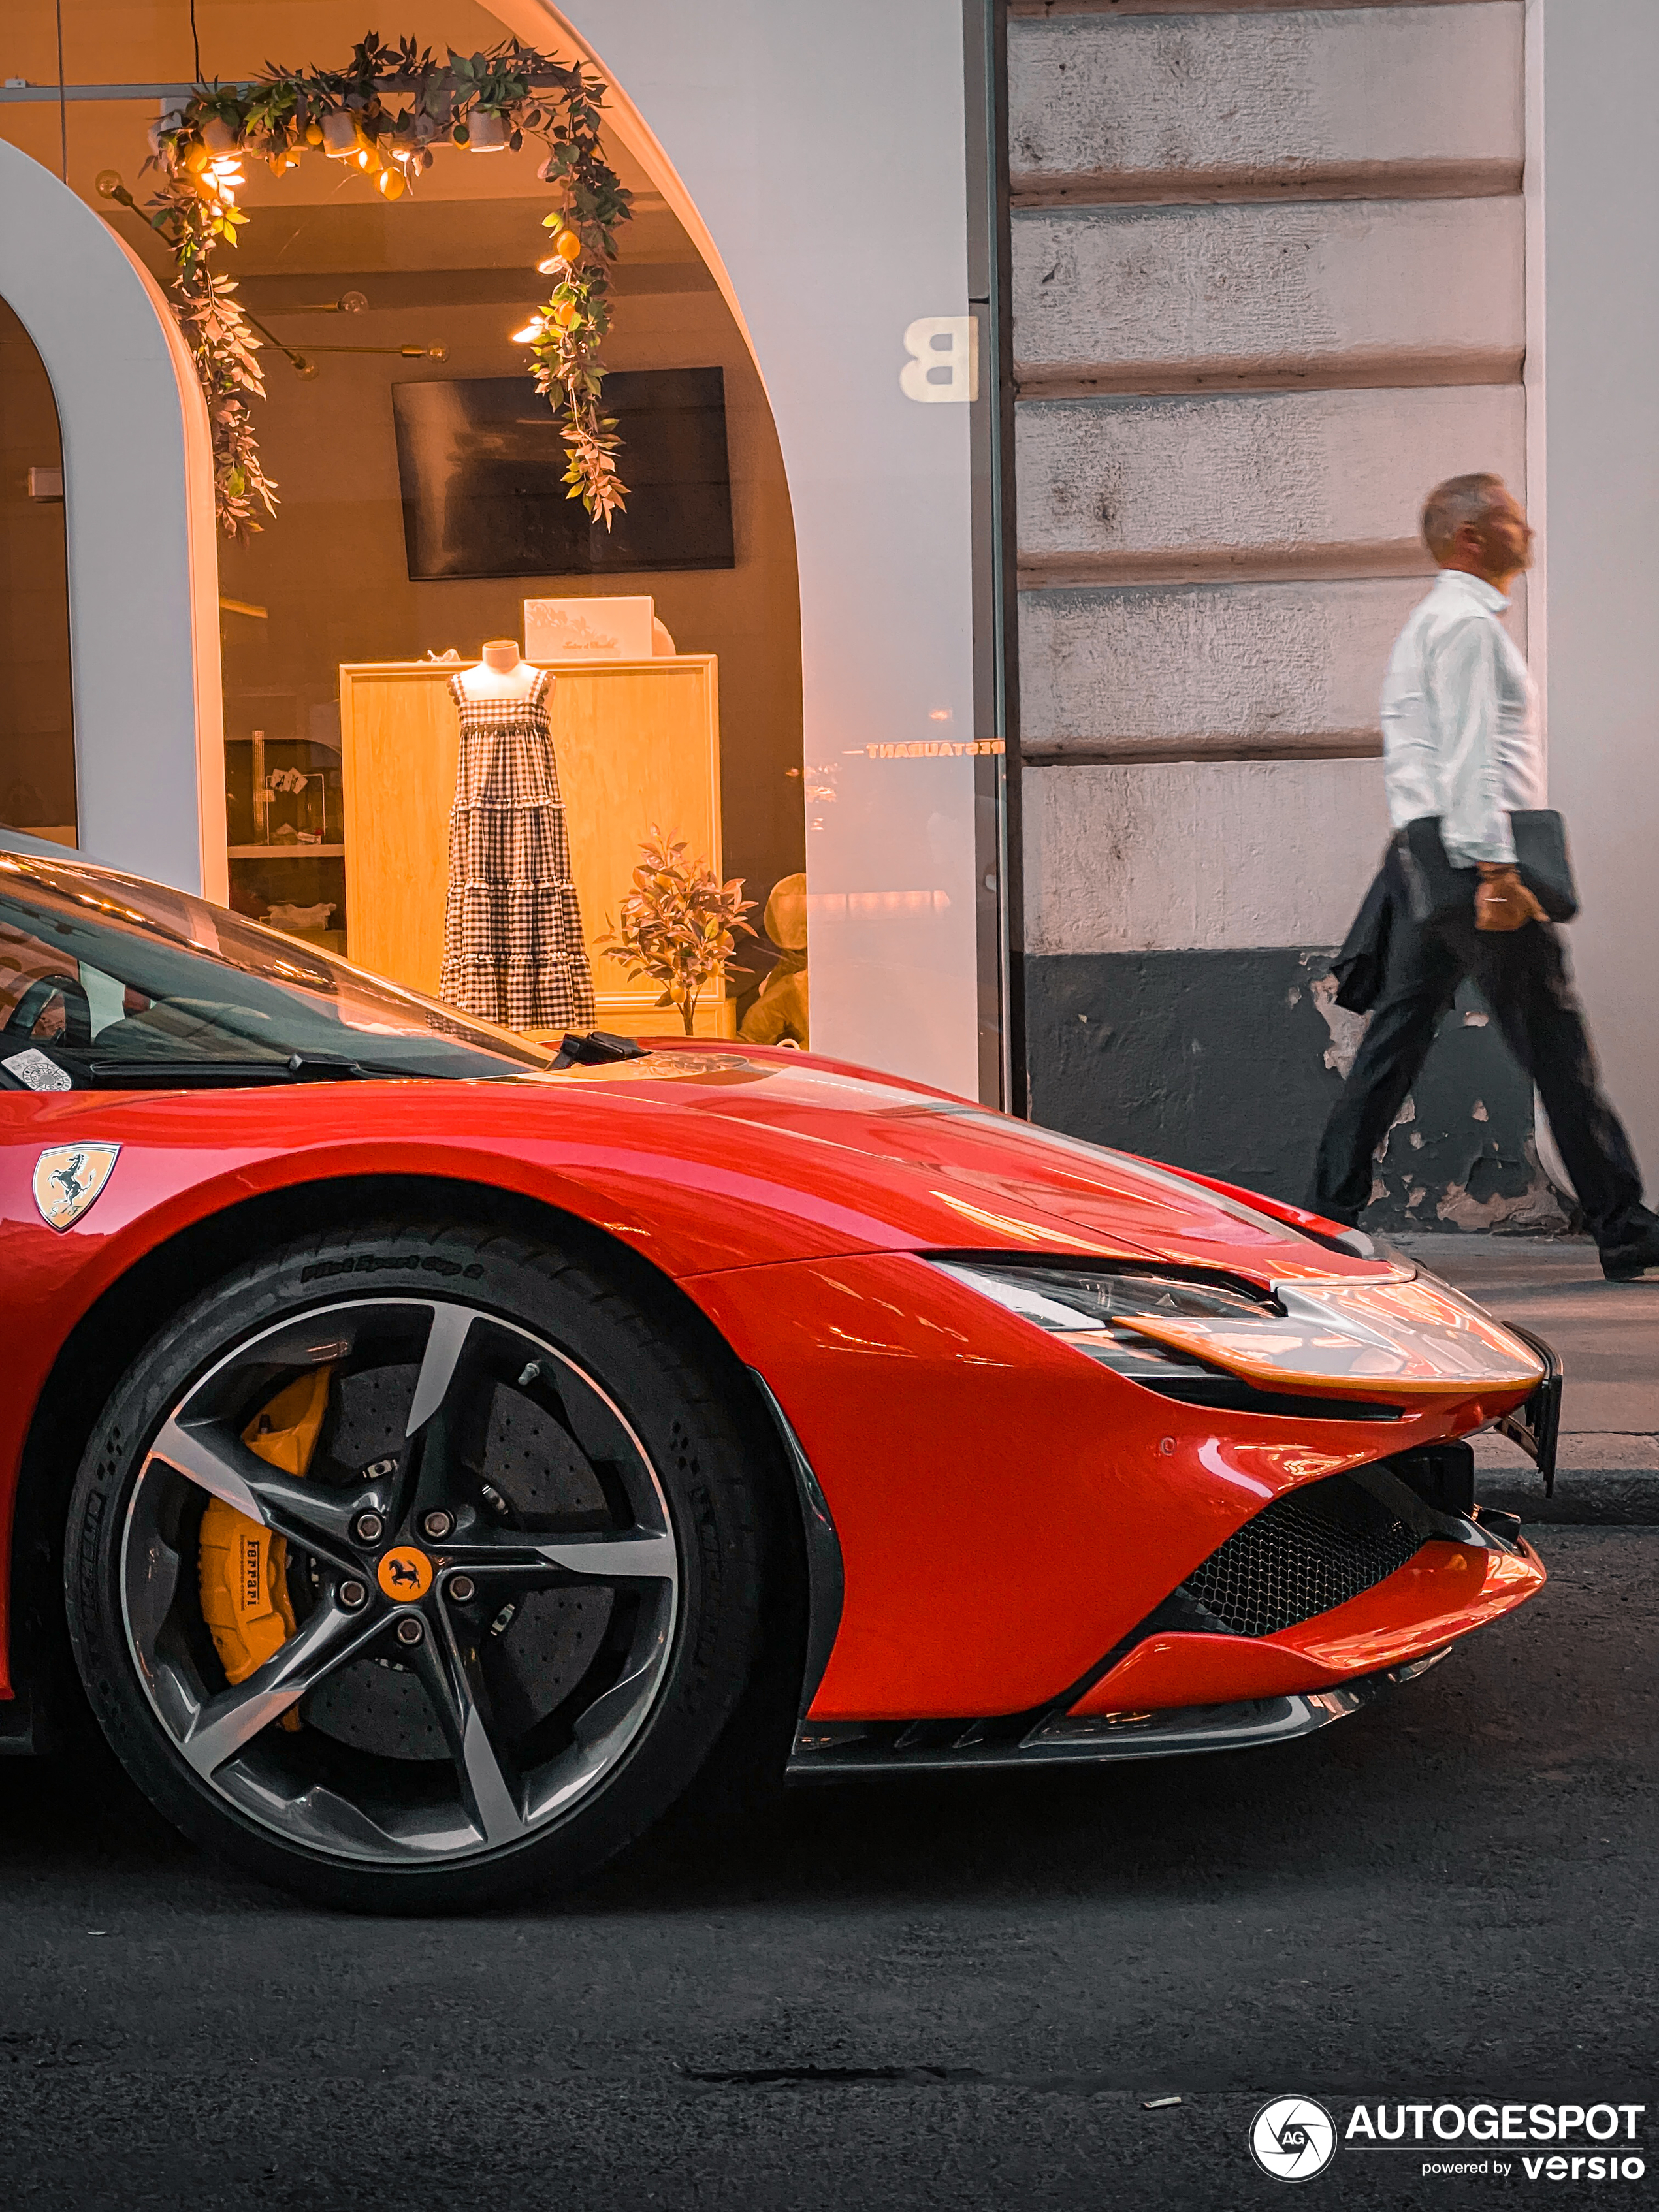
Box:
[64,1217,788,1912]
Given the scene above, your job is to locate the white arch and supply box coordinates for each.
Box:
[0,140,225,898]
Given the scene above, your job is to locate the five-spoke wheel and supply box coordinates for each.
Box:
[67,1223,780,1910]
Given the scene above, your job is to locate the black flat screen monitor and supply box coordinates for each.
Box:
[392,367,734,581]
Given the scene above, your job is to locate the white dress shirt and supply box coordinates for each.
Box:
[1379,568,1545,866]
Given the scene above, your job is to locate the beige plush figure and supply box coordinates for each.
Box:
[739,872,808,1046]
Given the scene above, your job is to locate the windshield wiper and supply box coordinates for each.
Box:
[62,1051,376,1087]
[49,1047,528,1089]
[283,1051,368,1080]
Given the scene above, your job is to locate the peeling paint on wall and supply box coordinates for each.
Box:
[1437,1143,1569,1234]
[1308,970,1369,1079]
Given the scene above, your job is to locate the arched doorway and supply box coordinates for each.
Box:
[0,297,74,844]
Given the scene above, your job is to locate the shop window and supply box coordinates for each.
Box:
[0,297,75,846]
[208,126,803,1039]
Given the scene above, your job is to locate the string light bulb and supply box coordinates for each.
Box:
[509,317,545,345]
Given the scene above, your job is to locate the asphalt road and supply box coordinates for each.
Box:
[2,1240,1655,2212]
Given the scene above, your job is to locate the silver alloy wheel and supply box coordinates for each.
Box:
[119,1296,680,1865]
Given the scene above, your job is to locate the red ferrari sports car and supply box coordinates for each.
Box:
[0,844,1560,1909]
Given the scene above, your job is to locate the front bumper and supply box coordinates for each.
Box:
[689,1252,1551,1718]
[1070,1526,1545,1714]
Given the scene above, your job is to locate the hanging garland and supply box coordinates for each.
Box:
[114,36,632,542]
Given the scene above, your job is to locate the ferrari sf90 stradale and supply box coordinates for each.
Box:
[0,846,1558,1908]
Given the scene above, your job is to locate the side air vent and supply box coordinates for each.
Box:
[1178,1470,1423,1639]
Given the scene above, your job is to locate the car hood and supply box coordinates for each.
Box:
[505,1042,1392,1286]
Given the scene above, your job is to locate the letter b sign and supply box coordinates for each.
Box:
[900,317,978,403]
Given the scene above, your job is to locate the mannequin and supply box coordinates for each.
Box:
[438,637,596,1030]
[459,637,540,701]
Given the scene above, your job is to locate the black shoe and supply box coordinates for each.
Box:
[1600,1222,1659,1279]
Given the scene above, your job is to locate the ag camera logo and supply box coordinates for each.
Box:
[1251,2097,1338,2183]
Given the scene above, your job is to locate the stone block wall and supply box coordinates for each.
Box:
[1010,0,1553,1231]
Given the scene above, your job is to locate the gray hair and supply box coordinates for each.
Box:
[1421,473,1507,561]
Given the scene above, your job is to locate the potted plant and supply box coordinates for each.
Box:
[597,829,756,1037]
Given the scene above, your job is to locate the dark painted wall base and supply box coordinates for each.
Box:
[1025,948,1562,1234]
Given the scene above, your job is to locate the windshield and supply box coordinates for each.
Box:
[0,851,556,1088]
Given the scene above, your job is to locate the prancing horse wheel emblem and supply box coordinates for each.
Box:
[377,1546,433,1602]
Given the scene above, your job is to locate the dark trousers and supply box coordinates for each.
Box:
[1311,902,1645,1244]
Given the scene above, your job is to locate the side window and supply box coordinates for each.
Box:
[0,920,124,1050]
[0,918,82,1042]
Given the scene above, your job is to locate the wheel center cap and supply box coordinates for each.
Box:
[377,1545,433,1602]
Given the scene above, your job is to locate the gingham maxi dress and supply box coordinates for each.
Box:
[438,669,597,1031]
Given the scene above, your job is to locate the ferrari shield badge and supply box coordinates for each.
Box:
[32,1143,120,1232]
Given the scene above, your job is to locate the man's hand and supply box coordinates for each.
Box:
[1475,862,1547,932]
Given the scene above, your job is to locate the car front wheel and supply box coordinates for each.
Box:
[65,1219,782,1911]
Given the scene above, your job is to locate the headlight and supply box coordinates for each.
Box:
[934,1259,1543,1402]
[931,1262,1272,1385]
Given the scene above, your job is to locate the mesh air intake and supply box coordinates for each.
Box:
[1179,1471,1423,1639]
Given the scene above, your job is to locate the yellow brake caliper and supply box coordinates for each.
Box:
[197,1366,332,1724]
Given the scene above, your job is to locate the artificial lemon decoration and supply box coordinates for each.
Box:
[182,139,211,174]
[554,227,582,264]
[554,300,581,330]
[304,119,323,147]
[377,166,406,200]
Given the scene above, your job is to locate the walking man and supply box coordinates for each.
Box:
[1310,473,1659,1279]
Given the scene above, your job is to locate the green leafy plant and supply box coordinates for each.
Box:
[117,35,632,540]
[597,829,756,1037]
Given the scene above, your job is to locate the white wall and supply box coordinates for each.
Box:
[536,1,982,1097]
[0,141,225,899]
[1534,0,1659,1196]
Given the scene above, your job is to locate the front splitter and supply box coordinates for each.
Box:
[786,1647,1451,1781]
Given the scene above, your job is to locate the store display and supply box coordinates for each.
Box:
[524,596,655,663]
[267,901,337,935]
[438,640,596,1031]
[339,653,728,1035]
